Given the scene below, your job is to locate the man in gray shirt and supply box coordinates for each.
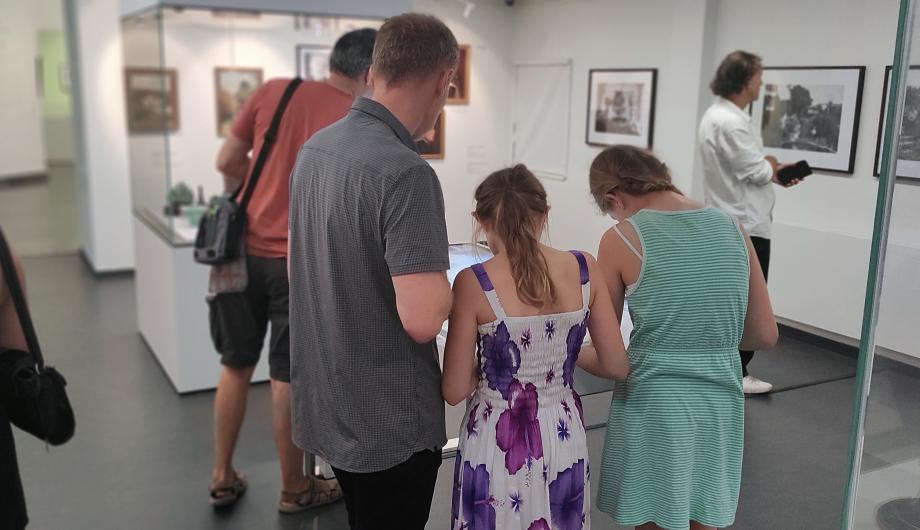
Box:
[288,13,457,530]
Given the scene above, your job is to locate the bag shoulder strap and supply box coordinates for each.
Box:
[0,227,43,369]
[233,77,304,210]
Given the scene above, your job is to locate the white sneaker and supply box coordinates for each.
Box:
[743,375,773,395]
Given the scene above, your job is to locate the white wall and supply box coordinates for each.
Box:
[0,1,48,179]
[37,0,74,163]
[414,0,515,243]
[709,0,920,358]
[509,0,715,253]
[66,0,135,271]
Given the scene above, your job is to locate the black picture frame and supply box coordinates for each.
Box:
[751,66,866,174]
[585,68,657,149]
[874,65,920,179]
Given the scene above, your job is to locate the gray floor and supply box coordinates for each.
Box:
[10,254,920,529]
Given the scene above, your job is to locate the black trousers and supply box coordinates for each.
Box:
[0,412,27,530]
[333,449,442,530]
[741,236,771,376]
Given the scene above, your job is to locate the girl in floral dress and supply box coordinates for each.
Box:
[443,165,629,530]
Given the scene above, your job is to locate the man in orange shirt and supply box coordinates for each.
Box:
[208,28,376,513]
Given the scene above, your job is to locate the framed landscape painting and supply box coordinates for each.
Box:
[124,67,179,134]
[875,65,920,179]
[296,44,331,81]
[586,68,656,148]
[750,66,865,173]
[418,113,445,160]
[214,67,262,137]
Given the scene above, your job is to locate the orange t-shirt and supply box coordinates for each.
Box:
[231,78,353,258]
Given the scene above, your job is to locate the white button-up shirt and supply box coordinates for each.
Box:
[699,97,775,239]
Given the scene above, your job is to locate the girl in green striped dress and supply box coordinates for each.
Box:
[588,146,778,530]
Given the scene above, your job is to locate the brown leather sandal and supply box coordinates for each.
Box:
[278,476,343,514]
[209,471,247,507]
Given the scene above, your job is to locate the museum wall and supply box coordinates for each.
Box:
[66,0,136,271]
[0,1,49,180]
[413,0,515,243]
[709,0,920,359]
[507,0,715,255]
[35,0,74,164]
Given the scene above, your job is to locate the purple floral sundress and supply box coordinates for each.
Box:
[451,251,591,530]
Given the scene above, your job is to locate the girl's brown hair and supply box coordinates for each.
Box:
[474,164,556,308]
[588,144,681,212]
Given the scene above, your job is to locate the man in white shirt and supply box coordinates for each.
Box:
[699,50,802,395]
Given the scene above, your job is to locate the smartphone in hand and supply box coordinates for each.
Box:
[777,160,812,186]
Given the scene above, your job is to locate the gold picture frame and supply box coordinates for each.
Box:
[418,113,445,160]
[447,45,470,105]
[124,67,179,134]
[214,67,263,137]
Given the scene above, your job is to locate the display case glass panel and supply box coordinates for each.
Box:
[845,1,920,527]
[121,6,381,245]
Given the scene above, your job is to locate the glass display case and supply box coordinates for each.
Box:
[120,5,381,245]
[122,4,382,396]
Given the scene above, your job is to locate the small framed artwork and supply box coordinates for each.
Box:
[124,67,179,134]
[214,67,263,137]
[296,44,331,81]
[874,65,920,179]
[447,44,470,105]
[586,68,657,148]
[750,66,865,173]
[418,114,445,160]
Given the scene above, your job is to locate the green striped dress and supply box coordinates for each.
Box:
[596,208,749,530]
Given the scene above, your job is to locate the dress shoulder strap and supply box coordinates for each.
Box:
[470,263,507,319]
[568,251,591,311]
[613,222,643,261]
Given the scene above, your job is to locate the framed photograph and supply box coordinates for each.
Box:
[874,65,920,179]
[586,68,657,148]
[750,66,865,173]
[447,44,470,105]
[124,67,179,134]
[214,67,263,137]
[296,44,331,81]
[418,113,445,160]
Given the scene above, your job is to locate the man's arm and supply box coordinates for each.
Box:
[720,125,775,186]
[216,134,251,193]
[393,271,452,343]
[0,245,28,352]
[383,166,452,344]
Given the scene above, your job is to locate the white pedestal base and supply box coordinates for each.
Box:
[134,217,269,393]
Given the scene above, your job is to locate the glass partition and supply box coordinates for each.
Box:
[844,0,920,528]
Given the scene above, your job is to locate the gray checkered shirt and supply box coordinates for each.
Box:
[288,97,450,473]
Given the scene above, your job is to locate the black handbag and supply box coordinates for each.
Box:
[194,77,303,265]
[0,227,75,446]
